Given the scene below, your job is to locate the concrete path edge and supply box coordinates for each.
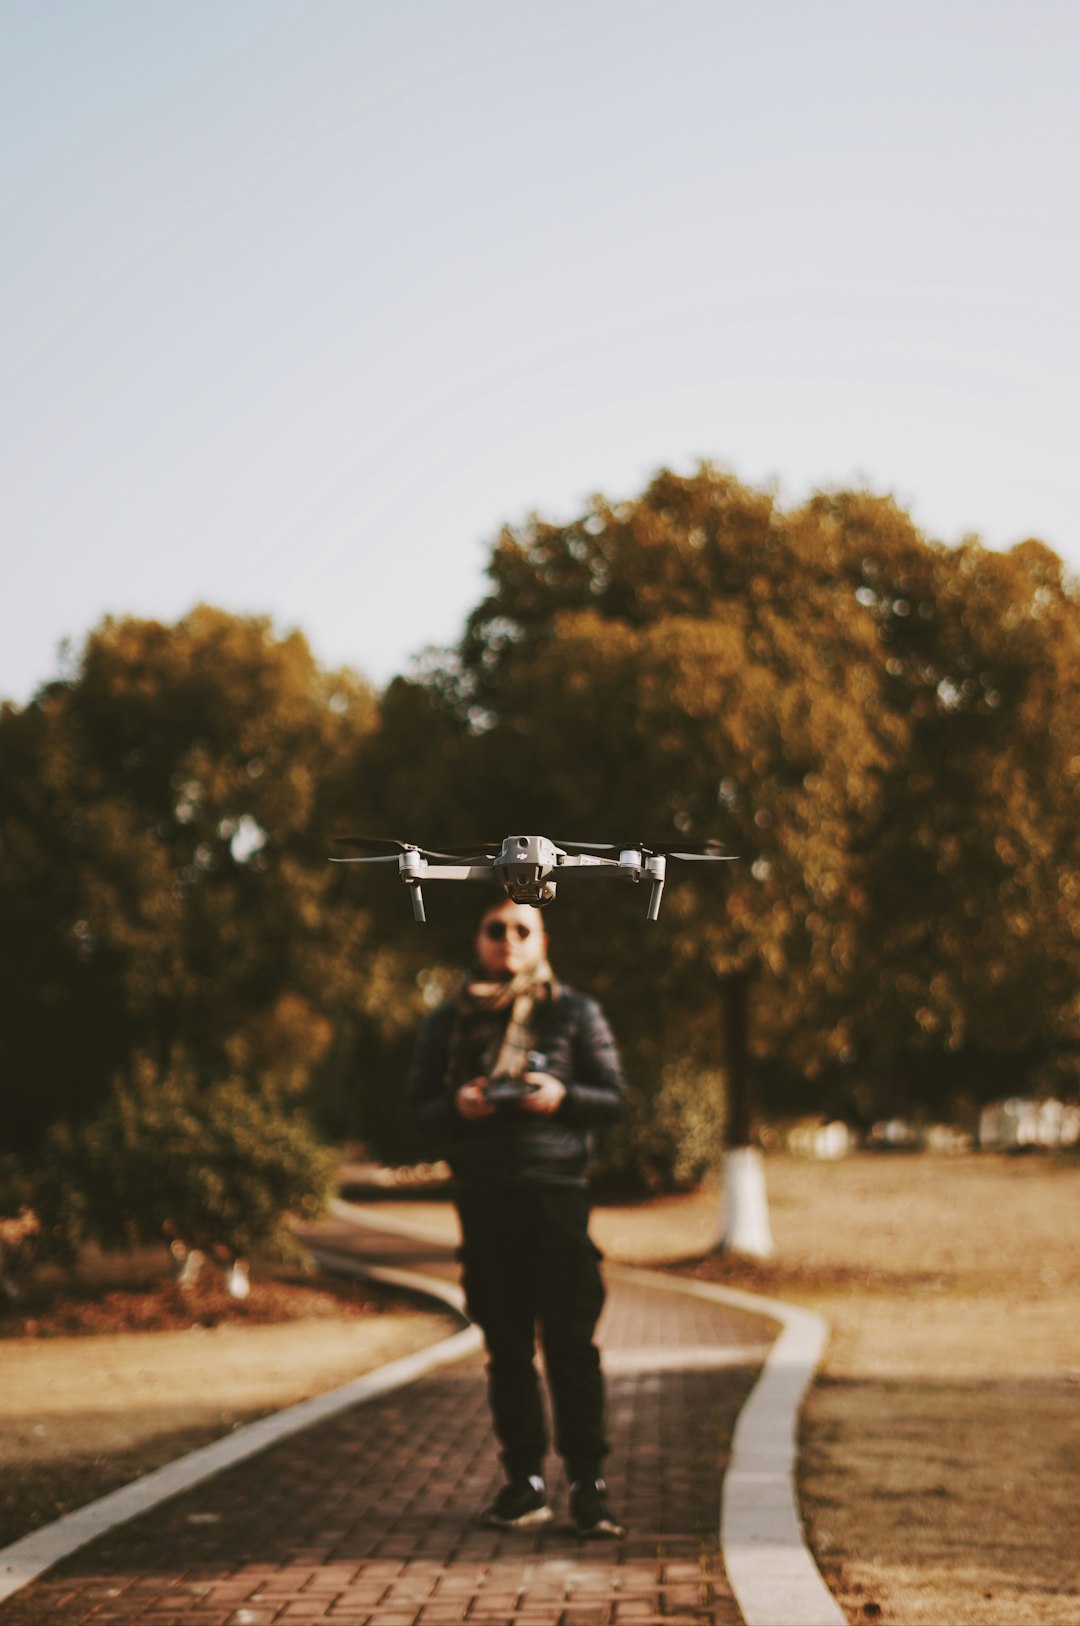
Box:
[0,1259,482,1606]
[613,1264,846,1626]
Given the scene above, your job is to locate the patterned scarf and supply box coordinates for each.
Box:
[446,957,558,1091]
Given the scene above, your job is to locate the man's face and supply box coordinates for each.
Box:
[475,903,547,981]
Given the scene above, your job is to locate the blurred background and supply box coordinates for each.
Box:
[2,1,1078,1263]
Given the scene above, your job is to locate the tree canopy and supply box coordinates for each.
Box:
[364,466,1080,1174]
[0,606,380,1158]
[3,469,1077,1200]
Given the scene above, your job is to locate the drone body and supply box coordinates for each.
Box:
[331,834,734,921]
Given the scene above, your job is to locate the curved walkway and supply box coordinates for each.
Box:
[0,1205,840,1626]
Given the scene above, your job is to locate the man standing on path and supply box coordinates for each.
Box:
[410,897,627,1537]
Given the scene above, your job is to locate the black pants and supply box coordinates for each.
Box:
[455,1186,608,1484]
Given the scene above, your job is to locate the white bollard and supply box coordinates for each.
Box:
[226,1258,251,1299]
[717,1145,774,1258]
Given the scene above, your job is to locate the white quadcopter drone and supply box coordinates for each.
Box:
[330,834,735,922]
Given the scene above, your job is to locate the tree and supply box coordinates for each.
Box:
[0,606,383,1163]
[364,468,911,1242]
[361,463,1080,1243]
[829,518,1080,1120]
[39,1061,336,1273]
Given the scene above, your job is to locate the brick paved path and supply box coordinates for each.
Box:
[0,1215,773,1626]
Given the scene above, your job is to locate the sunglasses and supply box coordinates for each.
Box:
[482,920,535,942]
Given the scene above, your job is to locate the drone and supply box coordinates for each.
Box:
[330,834,736,922]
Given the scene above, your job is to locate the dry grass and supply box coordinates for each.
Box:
[394,1152,1080,1622]
[633,1152,1080,1626]
[0,1250,455,1548]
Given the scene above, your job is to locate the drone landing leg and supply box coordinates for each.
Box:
[645,854,667,921]
[409,884,427,923]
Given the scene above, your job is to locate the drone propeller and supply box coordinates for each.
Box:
[329,852,403,864]
[425,843,503,858]
[646,840,731,859]
[668,848,737,862]
[549,840,620,853]
[332,836,423,854]
[330,836,498,862]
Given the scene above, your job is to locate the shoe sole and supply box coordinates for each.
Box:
[483,1505,554,1529]
[574,1518,625,1538]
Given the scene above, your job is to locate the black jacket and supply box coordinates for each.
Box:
[409,987,626,1189]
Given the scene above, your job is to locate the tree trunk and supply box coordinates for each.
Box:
[723,970,752,1146]
[715,970,773,1257]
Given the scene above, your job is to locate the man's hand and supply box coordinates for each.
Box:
[456,1078,497,1119]
[518,1072,567,1114]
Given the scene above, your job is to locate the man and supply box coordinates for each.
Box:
[410,897,627,1537]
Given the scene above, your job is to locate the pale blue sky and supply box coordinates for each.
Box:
[3,0,1078,701]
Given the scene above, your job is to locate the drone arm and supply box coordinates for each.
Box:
[398,858,495,923]
[417,864,501,882]
[551,854,624,875]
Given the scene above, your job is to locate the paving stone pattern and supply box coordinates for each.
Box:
[0,1219,772,1626]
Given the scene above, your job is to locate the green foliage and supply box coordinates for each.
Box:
[0,606,385,1157]
[0,1158,43,1299]
[4,472,1078,1200]
[841,528,1080,1102]
[359,464,1080,1182]
[0,1155,35,1218]
[39,1062,336,1262]
[601,1061,729,1194]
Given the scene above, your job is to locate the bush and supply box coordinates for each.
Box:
[0,1153,42,1301]
[593,1061,729,1194]
[40,1063,336,1267]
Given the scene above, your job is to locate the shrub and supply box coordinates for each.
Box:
[594,1061,729,1194]
[41,1062,336,1268]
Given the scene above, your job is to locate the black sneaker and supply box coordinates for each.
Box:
[482,1475,553,1529]
[569,1478,625,1538]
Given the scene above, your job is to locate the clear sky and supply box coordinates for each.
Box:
[3,0,1078,702]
